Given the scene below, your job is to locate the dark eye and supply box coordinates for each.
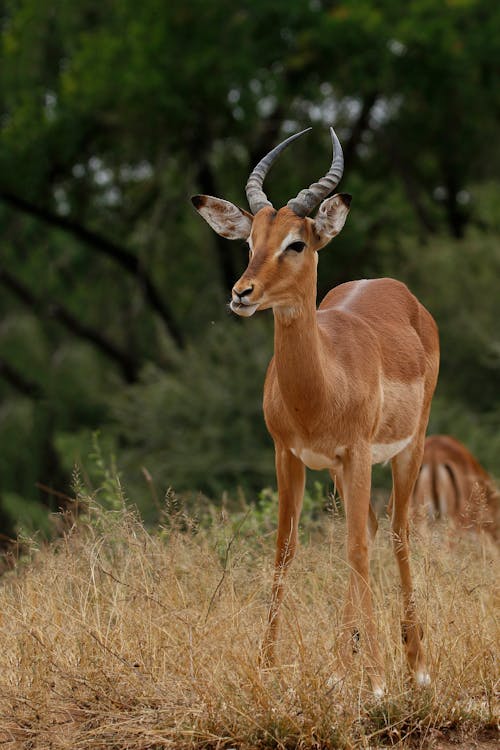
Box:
[286,241,306,253]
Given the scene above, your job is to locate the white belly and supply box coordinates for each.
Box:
[371,435,413,464]
[291,436,413,470]
[290,447,340,470]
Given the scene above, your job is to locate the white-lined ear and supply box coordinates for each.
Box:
[191,195,253,239]
[313,193,351,248]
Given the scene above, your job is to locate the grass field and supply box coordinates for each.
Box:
[0,492,498,749]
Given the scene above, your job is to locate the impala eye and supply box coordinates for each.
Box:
[286,241,306,253]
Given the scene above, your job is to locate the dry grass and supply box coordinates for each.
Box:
[0,499,498,749]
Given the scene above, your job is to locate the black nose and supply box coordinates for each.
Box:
[236,285,254,299]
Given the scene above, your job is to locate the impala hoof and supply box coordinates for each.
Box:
[373,685,386,700]
[416,670,431,687]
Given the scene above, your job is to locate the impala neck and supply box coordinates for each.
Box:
[273,277,327,429]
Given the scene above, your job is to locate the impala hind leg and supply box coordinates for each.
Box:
[261,444,305,666]
[391,437,430,685]
[339,448,384,695]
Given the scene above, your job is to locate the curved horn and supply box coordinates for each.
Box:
[245,128,312,215]
[287,127,344,217]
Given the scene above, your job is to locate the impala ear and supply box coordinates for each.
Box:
[191,195,253,239]
[313,193,351,249]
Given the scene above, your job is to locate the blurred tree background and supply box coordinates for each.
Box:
[0,0,499,537]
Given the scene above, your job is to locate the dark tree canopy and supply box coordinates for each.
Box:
[0,0,499,535]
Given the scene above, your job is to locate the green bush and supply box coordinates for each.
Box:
[111,318,276,514]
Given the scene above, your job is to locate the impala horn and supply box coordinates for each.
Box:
[287,127,344,217]
[245,128,311,214]
[245,127,344,217]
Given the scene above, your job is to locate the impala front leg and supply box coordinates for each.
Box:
[391,433,429,685]
[340,446,384,695]
[261,444,305,666]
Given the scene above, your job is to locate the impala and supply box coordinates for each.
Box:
[412,434,499,540]
[192,127,440,695]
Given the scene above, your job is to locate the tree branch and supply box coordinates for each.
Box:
[440,157,468,239]
[0,189,184,348]
[0,356,42,398]
[343,92,379,169]
[0,268,140,382]
[382,138,436,241]
[196,161,241,294]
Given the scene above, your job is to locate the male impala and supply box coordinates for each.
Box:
[412,435,499,540]
[192,127,439,695]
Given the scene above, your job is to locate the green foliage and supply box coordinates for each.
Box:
[0,0,499,534]
[1,491,52,538]
[88,432,126,511]
[111,319,275,512]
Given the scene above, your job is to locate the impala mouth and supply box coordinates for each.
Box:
[230,299,260,317]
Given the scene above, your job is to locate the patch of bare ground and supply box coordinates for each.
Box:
[0,501,498,748]
[431,729,498,749]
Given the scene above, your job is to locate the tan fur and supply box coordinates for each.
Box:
[193,195,440,693]
[412,435,499,540]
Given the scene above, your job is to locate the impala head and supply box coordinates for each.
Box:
[191,127,351,317]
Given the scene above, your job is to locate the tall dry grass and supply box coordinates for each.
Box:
[0,497,498,749]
